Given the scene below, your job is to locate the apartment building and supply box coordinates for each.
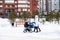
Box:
[0,0,38,16]
[18,0,30,14]
[59,0,60,12]
[38,0,46,15]
[45,0,52,14]
[0,0,18,16]
[52,0,59,12]
[38,0,52,15]
[0,0,4,15]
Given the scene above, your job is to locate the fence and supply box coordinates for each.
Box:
[16,18,25,25]
[15,18,35,25]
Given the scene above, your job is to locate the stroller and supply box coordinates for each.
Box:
[23,22,32,33]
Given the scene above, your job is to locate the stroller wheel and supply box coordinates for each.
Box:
[29,31,32,33]
[29,29,32,33]
[23,30,27,33]
[23,31,26,33]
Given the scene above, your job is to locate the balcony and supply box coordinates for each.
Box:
[5,3,14,5]
[18,5,30,8]
[18,7,30,9]
[0,3,2,5]
[0,1,2,3]
[5,1,14,3]
[0,5,2,7]
[5,7,15,9]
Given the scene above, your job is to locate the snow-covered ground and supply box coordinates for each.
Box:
[0,18,60,40]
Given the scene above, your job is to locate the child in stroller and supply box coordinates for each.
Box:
[23,21,32,33]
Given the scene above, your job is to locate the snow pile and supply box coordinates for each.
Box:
[0,18,11,27]
[0,18,60,32]
[0,18,60,40]
[39,21,60,32]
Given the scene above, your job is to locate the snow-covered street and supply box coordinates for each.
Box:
[0,18,60,40]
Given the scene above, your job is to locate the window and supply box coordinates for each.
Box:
[28,9,30,12]
[15,1,17,3]
[5,0,14,3]
[5,0,14,1]
[18,5,28,7]
[0,1,2,3]
[18,9,21,11]
[18,1,27,3]
[10,5,12,7]
[0,4,2,5]
[0,9,2,13]
[0,5,2,7]
[23,9,27,11]
[15,5,17,7]
[5,5,8,7]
